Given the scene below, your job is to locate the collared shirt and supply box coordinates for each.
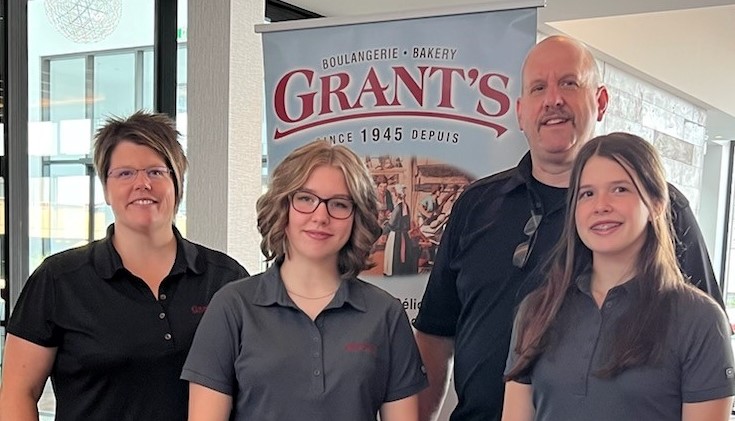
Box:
[181,264,428,421]
[413,152,725,421]
[414,153,568,421]
[505,273,735,420]
[7,224,248,421]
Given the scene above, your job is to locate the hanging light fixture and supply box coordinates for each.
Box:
[44,0,123,44]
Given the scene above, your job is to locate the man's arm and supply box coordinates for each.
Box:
[415,331,454,421]
[669,185,726,310]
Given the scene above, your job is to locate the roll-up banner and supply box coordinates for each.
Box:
[257,2,540,323]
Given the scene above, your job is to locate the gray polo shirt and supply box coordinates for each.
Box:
[505,273,735,421]
[182,264,427,420]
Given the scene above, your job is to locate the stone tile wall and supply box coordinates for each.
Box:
[595,61,707,215]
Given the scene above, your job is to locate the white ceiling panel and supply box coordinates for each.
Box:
[285,0,735,139]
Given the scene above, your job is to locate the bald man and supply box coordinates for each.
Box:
[413,35,724,421]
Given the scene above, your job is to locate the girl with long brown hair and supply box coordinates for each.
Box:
[502,133,734,421]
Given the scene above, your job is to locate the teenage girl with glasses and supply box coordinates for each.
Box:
[182,139,427,421]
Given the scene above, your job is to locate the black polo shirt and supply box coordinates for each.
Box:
[505,273,735,420]
[413,152,725,421]
[414,153,567,421]
[181,264,428,421]
[7,224,248,421]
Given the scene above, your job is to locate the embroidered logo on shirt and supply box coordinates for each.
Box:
[726,367,734,379]
[191,305,208,314]
[345,342,377,356]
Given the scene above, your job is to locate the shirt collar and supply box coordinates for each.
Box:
[498,151,533,196]
[574,268,641,300]
[252,264,367,312]
[94,223,203,280]
[502,152,568,215]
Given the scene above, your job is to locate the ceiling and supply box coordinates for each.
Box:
[285,0,735,141]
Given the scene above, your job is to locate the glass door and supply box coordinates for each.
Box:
[30,156,107,269]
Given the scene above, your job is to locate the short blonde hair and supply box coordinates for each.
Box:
[257,140,381,278]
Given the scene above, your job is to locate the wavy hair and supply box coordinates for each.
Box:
[257,140,381,279]
[506,132,686,380]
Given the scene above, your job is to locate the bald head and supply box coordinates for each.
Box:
[515,34,609,185]
[521,35,601,95]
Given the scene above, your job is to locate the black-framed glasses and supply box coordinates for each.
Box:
[107,166,172,182]
[512,212,542,269]
[290,190,355,220]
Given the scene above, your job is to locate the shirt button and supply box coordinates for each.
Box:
[312,336,319,342]
[159,293,167,300]
[159,312,166,319]
[313,352,320,358]
[164,333,172,340]
[604,302,613,309]
[313,369,321,376]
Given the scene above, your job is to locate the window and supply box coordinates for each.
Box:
[27,1,160,417]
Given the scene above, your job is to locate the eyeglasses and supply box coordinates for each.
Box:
[290,190,355,220]
[512,212,542,269]
[107,166,172,182]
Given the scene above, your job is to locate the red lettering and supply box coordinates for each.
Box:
[344,342,377,354]
[429,67,465,109]
[272,65,511,139]
[391,66,428,106]
[475,73,510,117]
[274,69,316,123]
[191,305,208,314]
[319,72,353,115]
[352,67,391,108]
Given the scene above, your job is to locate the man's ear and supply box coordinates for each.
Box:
[516,97,523,131]
[596,85,609,121]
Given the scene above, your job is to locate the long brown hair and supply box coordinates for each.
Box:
[256,140,382,279]
[506,132,686,379]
